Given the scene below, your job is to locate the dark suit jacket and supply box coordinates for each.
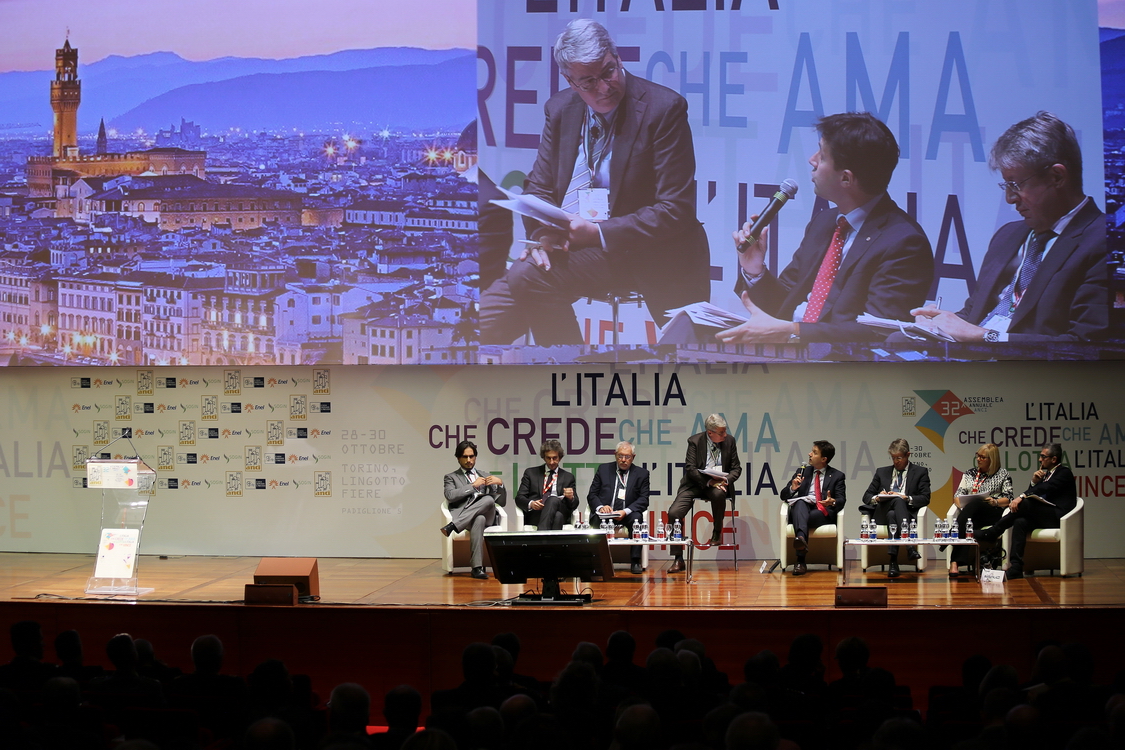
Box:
[860,464,931,522]
[587,461,650,516]
[675,432,742,500]
[735,194,933,342]
[956,200,1107,341]
[1025,464,1077,518]
[515,464,578,524]
[523,72,710,321]
[781,465,847,519]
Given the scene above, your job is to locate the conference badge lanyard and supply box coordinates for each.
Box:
[579,114,611,222]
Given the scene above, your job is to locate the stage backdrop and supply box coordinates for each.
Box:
[0,362,1120,561]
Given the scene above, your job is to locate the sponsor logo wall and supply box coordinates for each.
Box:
[0,363,1121,560]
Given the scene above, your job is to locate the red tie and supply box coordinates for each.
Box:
[802,215,849,323]
[814,470,827,516]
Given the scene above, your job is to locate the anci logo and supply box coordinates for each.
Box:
[912,390,974,452]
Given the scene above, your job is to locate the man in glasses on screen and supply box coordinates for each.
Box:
[480,18,709,345]
[911,111,1107,344]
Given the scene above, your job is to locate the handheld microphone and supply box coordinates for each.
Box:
[793,463,807,481]
[736,179,799,253]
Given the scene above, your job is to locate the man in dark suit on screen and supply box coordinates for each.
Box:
[782,440,846,576]
[912,112,1107,343]
[859,438,931,578]
[588,441,649,574]
[441,440,507,580]
[976,443,1077,580]
[515,439,577,530]
[480,18,709,345]
[666,414,742,574]
[719,112,933,345]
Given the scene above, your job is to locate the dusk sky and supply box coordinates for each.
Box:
[0,0,476,71]
[1103,0,1125,28]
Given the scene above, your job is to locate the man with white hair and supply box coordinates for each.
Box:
[587,441,650,574]
[667,414,743,573]
[481,18,709,344]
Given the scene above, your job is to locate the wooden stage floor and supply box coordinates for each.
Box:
[1,552,1124,609]
[2,553,1124,713]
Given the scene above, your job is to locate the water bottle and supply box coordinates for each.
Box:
[943,519,952,539]
[934,519,942,539]
[641,519,650,541]
[673,519,683,541]
[950,521,959,540]
[860,518,869,541]
[656,520,665,540]
[965,519,974,539]
[632,520,641,541]
[909,518,918,540]
[901,521,910,540]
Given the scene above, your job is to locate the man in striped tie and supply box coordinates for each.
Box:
[719,112,933,345]
[515,439,577,530]
[910,112,1107,344]
[480,18,710,345]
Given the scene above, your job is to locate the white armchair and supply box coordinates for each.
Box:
[859,506,929,572]
[778,503,845,572]
[1001,497,1084,577]
[440,501,508,574]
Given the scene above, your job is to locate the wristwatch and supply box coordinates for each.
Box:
[983,329,1000,343]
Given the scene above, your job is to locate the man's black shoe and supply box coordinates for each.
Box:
[888,560,901,578]
[470,567,488,580]
[668,557,686,574]
[792,562,807,576]
[1006,567,1024,580]
[630,563,644,575]
[907,547,921,561]
[793,536,808,553]
[439,523,456,537]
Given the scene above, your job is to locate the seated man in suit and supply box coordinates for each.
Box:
[719,112,933,344]
[588,441,649,574]
[859,438,931,578]
[515,439,577,530]
[911,112,1107,343]
[666,413,742,574]
[782,440,845,576]
[976,443,1077,580]
[441,440,507,580]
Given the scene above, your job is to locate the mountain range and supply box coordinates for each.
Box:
[0,47,474,133]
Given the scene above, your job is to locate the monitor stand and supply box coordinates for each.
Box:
[511,577,592,606]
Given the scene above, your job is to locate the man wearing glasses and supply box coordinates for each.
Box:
[912,111,1107,343]
[975,443,1076,580]
[588,441,649,574]
[666,414,742,574]
[480,18,709,345]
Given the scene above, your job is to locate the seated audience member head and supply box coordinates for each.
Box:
[725,711,781,750]
[467,706,504,750]
[703,704,743,749]
[645,647,682,690]
[676,648,702,688]
[106,633,139,672]
[42,676,81,716]
[490,632,521,663]
[461,642,496,684]
[787,633,824,673]
[730,681,769,713]
[492,645,515,682]
[328,682,371,735]
[54,629,83,666]
[550,660,599,717]
[401,729,458,750]
[655,629,687,652]
[191,634,224,675]
[10,620,44,660]
[743,649,780,687]
[499,693,537,733]
[835,636,870,677]
[813,112,900,200]
[243,716,297,750]
[571,641,603,672]
[989,111,1085,232]
[614,704,662,750]
[870,716,925,750]
[384,684,422,729]
[606,630,636,664]
[249,659,293,708]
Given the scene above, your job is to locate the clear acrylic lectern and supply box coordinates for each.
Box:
[85,454,157,596]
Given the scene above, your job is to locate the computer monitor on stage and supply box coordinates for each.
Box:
[485,530,615,605]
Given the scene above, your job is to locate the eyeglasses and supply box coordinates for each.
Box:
[567,62,620,92]
[614,453,635,460]
[1038,453,1053,460]
[998,166,1049,195]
